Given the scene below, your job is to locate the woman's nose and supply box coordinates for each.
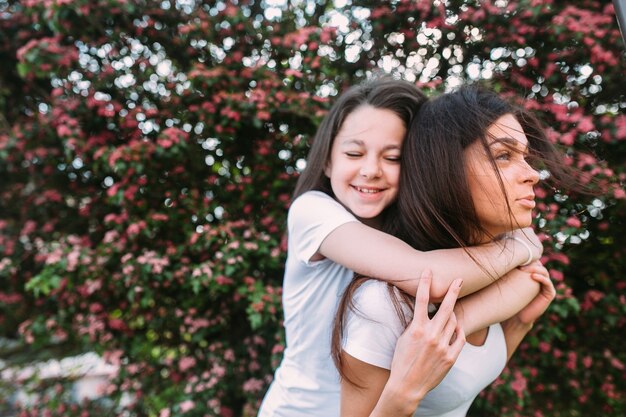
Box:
[521,160,540,184]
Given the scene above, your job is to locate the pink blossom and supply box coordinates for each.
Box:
[565,216,582,228]
[67,248,80,271]
[538,342,551,353]
[242,378,264,393]
[576,116,594,132]
[126,221,146,236]
[179,400,195,413]
[559,132,575,145]
[610,357,625,370]
[550,269,564,281]
[510,371,527,398]
[179,357,197,372]
[20,220,37,236]
[257,110,270,121]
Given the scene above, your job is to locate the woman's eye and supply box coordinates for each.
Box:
[345,152,362,158]
[495,152,511,161]
[385,156,401,162]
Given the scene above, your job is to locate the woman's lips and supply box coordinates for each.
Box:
[517,196,536,209]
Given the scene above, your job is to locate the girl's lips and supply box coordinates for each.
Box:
[352,185,384,194]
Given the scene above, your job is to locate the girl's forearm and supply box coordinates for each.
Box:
[320,222,538,301]
[454,269,540,336]
[501,317,534,360]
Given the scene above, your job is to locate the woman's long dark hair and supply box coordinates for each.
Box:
[331,86,581,384]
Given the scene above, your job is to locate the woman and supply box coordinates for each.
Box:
[333,86,575,416]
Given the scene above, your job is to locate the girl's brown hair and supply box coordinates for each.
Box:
[292,77,427,206]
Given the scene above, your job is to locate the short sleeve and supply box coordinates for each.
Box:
[288,191,359,265]
[342,281,409,370]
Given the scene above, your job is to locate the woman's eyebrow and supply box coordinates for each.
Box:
[489,137,529,152]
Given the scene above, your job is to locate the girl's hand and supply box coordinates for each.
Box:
[515,260,556,325]
[385,270,465,410]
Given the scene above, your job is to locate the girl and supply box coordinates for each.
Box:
[258,79,540,417]
[334,86,571,417]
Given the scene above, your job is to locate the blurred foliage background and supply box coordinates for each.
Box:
[0,0,624,416]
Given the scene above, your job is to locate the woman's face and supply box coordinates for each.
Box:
[464,113,540,239]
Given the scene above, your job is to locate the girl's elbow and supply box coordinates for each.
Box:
[428,280,448,303]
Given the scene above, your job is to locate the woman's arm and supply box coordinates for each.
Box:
[319,223,541,302]
[340,272,465,417]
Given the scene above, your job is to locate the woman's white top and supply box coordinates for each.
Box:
[343,280,508,417]
[258,191,359,417]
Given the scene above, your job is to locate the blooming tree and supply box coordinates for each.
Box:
[0,0,624,416]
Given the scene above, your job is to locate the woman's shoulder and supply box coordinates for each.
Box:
[353,279,390,301]
[351,280,407,322]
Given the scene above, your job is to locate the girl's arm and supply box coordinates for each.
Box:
[319,222,540,301]
[340,271,465,417]
[500,263,556,360]
[453,261,553,338]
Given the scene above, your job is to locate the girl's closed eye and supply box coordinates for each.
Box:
[345,151,363,158]
[385,155,401,162]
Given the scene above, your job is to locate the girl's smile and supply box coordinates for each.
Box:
[324,105,405,227]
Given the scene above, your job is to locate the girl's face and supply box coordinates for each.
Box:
[465,113,540,239]
[324,105,405,227]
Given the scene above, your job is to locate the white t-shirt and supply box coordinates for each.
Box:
[258,191,359,417]
[343,280,508,417]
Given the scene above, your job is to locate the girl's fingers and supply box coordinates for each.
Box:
[529,270,551,284]
[533,273,556,297]
[521,264,550,281]
[518,260,544,273]
[519,264,543,274]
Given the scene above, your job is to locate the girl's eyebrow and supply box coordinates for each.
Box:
[339,139,401,150]
[339,139,365,146]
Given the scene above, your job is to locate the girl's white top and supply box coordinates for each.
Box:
[258,191,359,417]
[343,280,508,417]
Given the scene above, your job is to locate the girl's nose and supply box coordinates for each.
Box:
[360,158,382,179]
